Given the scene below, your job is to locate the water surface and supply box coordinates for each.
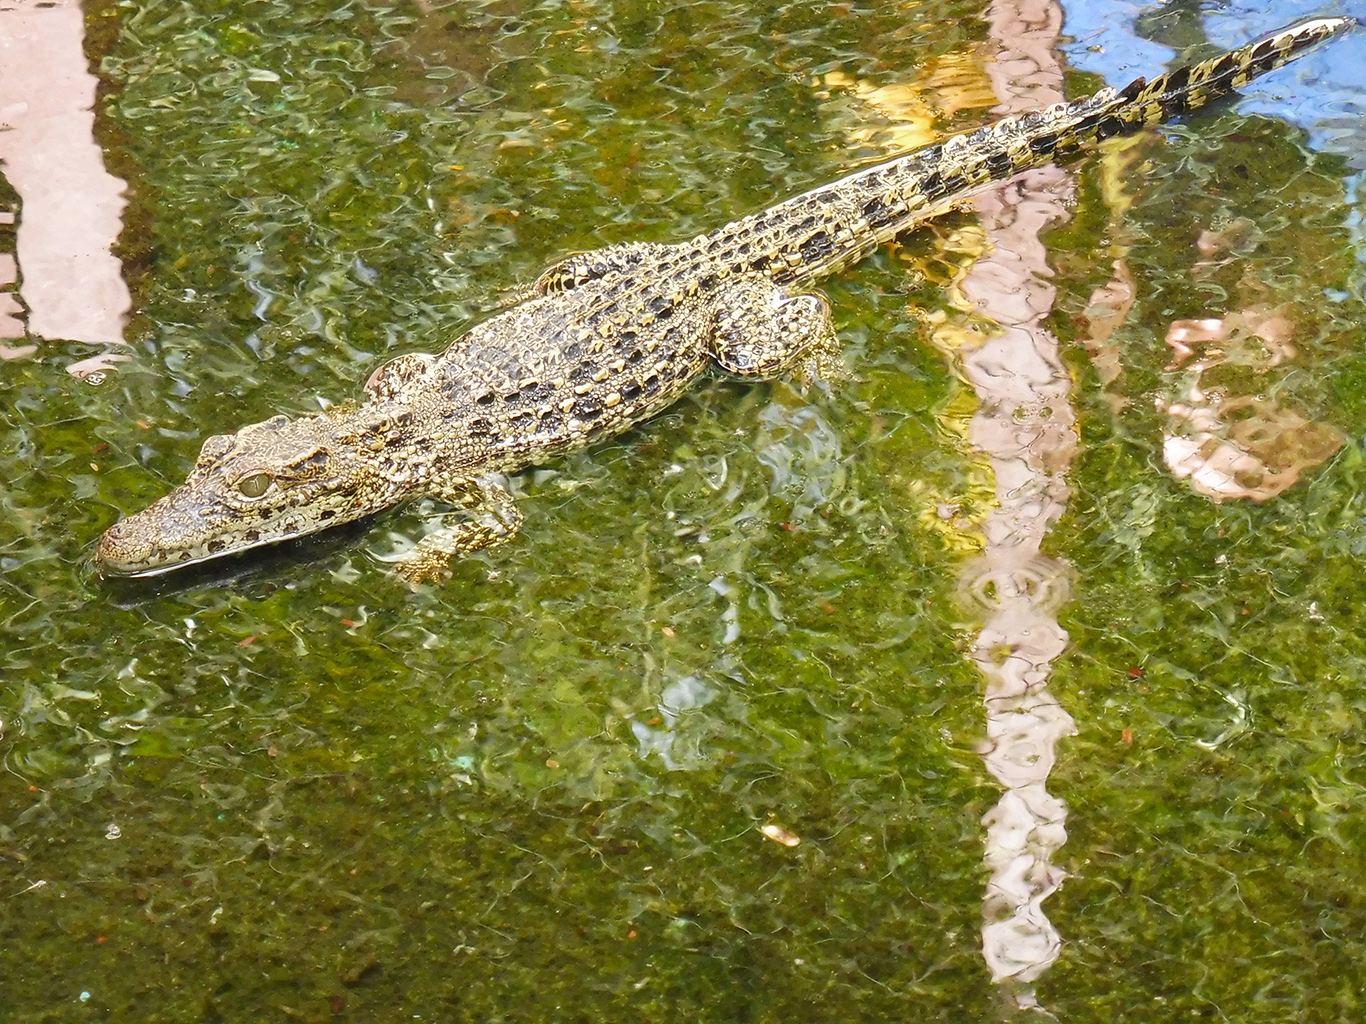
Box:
[3,0,1366,1019]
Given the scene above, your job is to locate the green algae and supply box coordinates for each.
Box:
[2,0,1366,1020]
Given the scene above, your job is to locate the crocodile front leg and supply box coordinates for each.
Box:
[707,278,843,383]
[392,476,524,584]
[534,241,673,294]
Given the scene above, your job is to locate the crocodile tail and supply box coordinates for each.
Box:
[1063,16,1355,150]
[737,17,1354,284]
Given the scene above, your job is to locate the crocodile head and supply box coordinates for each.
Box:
[96,407,420,576]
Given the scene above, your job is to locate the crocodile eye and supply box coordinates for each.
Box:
[236,473,272,498]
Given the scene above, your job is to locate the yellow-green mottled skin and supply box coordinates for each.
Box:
[96,17,1355,583]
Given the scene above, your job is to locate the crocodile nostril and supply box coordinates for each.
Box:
[96,520,136,564]
[101,521,133,546]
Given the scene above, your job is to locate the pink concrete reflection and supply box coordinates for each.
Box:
[0,0,131,366]
[1161,309,1342,502]
[826,0,1079,1000]
[963,0,1077,1001]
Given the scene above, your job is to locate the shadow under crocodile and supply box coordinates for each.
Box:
[94,515,383,606]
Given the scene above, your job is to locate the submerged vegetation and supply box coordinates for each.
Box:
[2,1,1364,1019]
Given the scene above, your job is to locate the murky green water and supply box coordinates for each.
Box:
[4,0,1366,1019]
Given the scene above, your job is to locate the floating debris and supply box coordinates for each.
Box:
[761,823,801,847]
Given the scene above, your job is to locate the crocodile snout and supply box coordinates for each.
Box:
[95,517,154,576]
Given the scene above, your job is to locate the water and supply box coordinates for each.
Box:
[2,0,1365,1019]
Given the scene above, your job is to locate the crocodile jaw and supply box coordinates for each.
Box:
[95,482,367,577]
[96,408,418,577]
[97,486,245,576]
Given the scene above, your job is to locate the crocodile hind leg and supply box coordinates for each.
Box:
[391,476,524,584]
[707,277,844,383]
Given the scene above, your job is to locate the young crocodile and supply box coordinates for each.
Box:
[96,17,1354,583]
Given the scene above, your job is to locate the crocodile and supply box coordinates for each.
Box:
[96,16,1354,583]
